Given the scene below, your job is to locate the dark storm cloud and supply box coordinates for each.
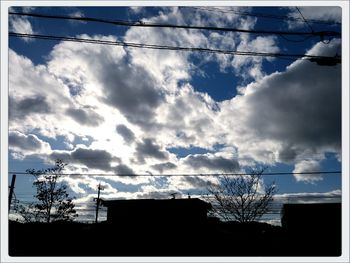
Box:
[113,164,135,175]
[116,124,135,143]
[9,95,51,119]
[50,147,114,171]
[136,191,175,199]
[70,148,113,170]
[135,138,169,163]
[66,108,104,127]
[9,131,47,151]
[277,145,298,163]
[17,96,51,113]
[184,154,240,172]
[243,42,341,160]
[181,176,211,188]
[49,151,72,163]
[247,65,340,146]
[100,63,163,129]
[151,162,177,173]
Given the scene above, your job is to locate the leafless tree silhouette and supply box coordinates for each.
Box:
[206,169,276,222]
[17,160,77,223]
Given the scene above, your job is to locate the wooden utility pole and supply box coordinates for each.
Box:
[95,183,104,224]
[8,174,17,211]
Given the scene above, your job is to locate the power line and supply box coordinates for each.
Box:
[276,33,313,43]
[8,12,340,38]
[295,7,314,33]
[182,7,341,26]
[9,32,341,63]
[8,170,341,177]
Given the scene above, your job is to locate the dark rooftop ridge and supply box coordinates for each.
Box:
[101,197,211,208]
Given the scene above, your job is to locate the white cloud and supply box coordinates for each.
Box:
[9,14,35,42]
[9,16,34,34]
[47,34,165,130]
[293,160,323,182]
[129,6,144,14]
[65,10,88,26]
[9,49,74,138]
[124,7,277,87]
[69,11,85,19]
[231,36,280,81]
[218,39,341,176]
[287,6,341,29]
[8,7,341,198]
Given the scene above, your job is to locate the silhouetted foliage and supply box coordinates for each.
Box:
[206,168,276,222]
[17,160,77,223]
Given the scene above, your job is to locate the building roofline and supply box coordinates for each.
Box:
[101,198,211,208]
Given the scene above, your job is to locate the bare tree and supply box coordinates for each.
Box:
[17,160,77,223]
[206,169,276,223]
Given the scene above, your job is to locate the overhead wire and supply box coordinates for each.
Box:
[9,32,341,63]
[7,11,342,192]
[278,33,314,43]
[295,7,334,45]
[182,6,341,26]
[8,12,341,38]
[276,8,316,43]
[184,7,340,44]
[295,6,314,33]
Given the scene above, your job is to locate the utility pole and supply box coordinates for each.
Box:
[8,174,17,211]
[95,183,104,224]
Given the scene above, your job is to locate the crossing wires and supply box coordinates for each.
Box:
[183,6,341,26]
[295,7,314,33]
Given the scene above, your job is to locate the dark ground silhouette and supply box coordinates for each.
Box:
[9,217,341,256]
[9,200,341,256]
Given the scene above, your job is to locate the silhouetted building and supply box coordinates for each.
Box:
[101,198,211,226]
[281,203,341,256]
[281,202,341,231]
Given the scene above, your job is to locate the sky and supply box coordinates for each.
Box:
[6,5,343,223]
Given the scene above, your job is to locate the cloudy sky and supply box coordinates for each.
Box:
[7,5,342,221]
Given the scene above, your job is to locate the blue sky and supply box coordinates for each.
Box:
[7,5,342,221]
